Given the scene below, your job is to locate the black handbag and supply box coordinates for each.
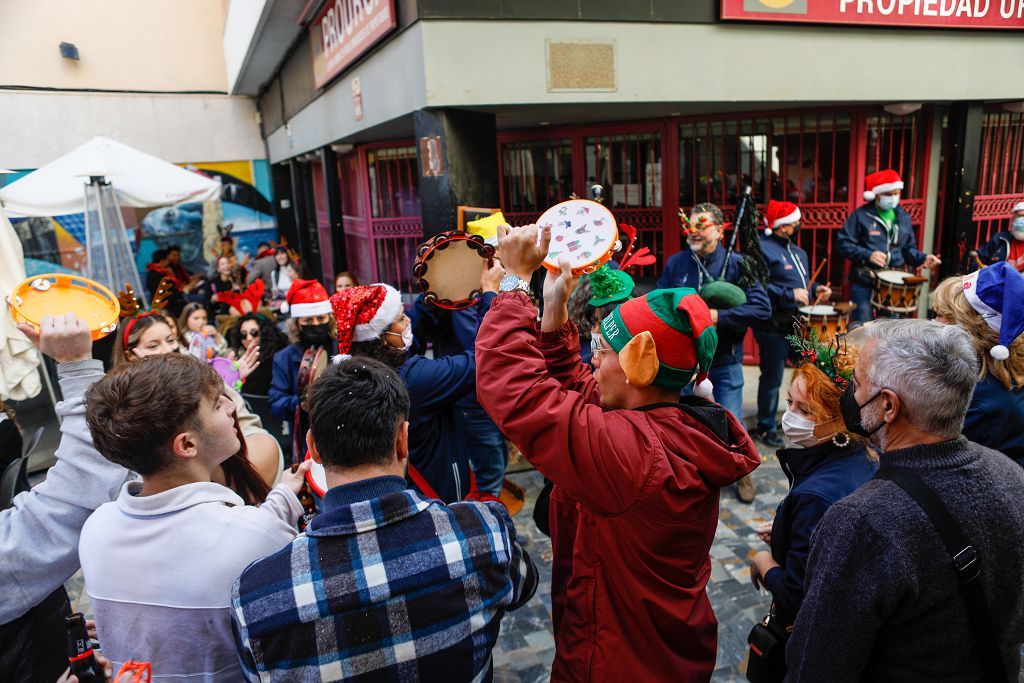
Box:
[746,603,790,683]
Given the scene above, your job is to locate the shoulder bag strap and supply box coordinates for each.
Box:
[874,467,1008,682]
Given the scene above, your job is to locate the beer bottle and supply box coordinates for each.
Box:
[66,612,105,681]
[291,463,318,531]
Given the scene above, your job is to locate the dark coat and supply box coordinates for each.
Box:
[835,203,927,286]
[758,234,821,331]
[765,441,877,626]
[975,230,1013,268]
[963,374,1024,468]
[656,246,771,366]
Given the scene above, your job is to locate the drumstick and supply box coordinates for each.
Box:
[809,259,827,285]
[968,250,986,270]
[813,281,831,306]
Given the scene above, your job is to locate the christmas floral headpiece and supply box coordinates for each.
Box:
[785,322,853,390]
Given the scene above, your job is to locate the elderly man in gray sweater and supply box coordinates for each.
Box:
[787,319,1024,681]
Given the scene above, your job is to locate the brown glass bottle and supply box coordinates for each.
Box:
[65,613,105,681]
[291,463,318,531]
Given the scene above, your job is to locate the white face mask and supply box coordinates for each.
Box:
[1012,217,1024,238]
[386,326,413,351]
[877,194,900,211]
[781,409,824,448]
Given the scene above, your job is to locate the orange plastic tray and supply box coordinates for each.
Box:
[8,274,121,340]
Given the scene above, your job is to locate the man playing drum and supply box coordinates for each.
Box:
[754,200,831,448]
[835,169,941,324]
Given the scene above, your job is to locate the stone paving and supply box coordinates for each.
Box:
[491,439,787,683]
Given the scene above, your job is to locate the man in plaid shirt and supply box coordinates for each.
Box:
[231,358,537,682]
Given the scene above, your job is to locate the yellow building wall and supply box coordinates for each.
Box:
[0,0,229,92]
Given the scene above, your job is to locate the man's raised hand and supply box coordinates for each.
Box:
[17,313,93,364]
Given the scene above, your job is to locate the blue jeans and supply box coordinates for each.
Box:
[851,282,874,325]
[754,329,790,434]
[709,361,745,423]
[460,404,508,496]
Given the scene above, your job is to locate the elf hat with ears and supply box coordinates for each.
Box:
[599,288,718,396]
[962,261,1024,360]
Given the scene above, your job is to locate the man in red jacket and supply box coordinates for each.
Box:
[477,223,760,682]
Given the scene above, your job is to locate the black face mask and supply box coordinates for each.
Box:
[299,323,331,348]
[839,382,885,437]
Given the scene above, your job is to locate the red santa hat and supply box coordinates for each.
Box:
[764,200,801,236]
[282,279,332,318]
[329,284,403,355]
[863,169,904,202]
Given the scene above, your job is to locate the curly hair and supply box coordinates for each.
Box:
[931,275,1024,390]
[227,313,288,369]
[791,347,863,446]
[349,338,408,370]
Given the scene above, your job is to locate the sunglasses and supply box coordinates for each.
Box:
[239,330,261,340]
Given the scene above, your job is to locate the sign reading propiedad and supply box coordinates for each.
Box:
[311,0,397,90]
[722,0,1024,29]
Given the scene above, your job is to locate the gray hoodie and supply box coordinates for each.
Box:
[0,360,133,624]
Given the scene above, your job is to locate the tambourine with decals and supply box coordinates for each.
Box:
[413,231,496,310]
[7,274,120,340]
[538,199,621,277]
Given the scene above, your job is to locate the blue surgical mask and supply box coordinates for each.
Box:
[877,195,900,211]
[1012,217,1024,234]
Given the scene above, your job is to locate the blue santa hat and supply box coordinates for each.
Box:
[961,261,1024,360]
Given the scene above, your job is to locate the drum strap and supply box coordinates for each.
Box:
[785,244,808,289]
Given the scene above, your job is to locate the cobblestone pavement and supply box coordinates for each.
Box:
[493,437,788,683]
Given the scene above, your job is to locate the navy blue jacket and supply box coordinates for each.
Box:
[835,203,926,286]
[963,375,1024,468]
[758,234,821,332]
[656,246,771,365]
[400,351,477,504]
[764,441,877,626]
[269,340,339,460]
[975,231,1015,269]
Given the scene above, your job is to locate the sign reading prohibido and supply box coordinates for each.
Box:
[311,0,397,90]
[722,0,1024,29]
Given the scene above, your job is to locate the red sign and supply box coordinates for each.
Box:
[310,0,397,90]
[722,0,1024,29]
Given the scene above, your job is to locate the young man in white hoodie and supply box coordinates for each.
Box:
[78,352,311,681]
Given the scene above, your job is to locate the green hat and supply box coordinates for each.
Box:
[699,280,747,309]
[600,288,718,393]
[587,265,635,307]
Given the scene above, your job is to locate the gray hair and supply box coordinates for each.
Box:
[861,319,979,439]
[691,203,724,226]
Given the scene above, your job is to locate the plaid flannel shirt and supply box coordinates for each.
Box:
[231,476,537,682]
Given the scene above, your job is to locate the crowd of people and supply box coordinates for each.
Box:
[0,173,1023,682]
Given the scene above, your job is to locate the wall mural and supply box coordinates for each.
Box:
[3,160,277,282]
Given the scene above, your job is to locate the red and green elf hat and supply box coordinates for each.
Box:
[599,288,718,393]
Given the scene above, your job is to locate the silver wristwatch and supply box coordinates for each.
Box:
[499,274,531,294]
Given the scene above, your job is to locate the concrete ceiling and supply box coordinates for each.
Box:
[231,0,309,96]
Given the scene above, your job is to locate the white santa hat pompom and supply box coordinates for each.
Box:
[863,190,876,202]
[764,227,773,237]
[694,377,715,399]
[990,345,1009,361]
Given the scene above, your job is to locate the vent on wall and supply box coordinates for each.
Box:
[59,42,79,60]
[546,41,616,93]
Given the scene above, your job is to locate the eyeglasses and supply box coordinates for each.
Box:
[239,330,260,339]
[590,337,611,356]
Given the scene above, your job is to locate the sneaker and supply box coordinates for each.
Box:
[736,474,756,504]
[754,429,784,448]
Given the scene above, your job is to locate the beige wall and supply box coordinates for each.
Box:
[420,21,1024,106]
[0,0,228,92]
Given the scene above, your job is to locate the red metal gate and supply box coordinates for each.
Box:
[339,142,423,293]
[973,108,1024,247]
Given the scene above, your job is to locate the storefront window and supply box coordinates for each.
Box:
[680,114,851,210]
[501,139,573,215]
[584,133,662,209]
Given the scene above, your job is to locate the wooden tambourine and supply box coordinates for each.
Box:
[413,231,495,310]
[537,199,621,276]
[7,274,120,340]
